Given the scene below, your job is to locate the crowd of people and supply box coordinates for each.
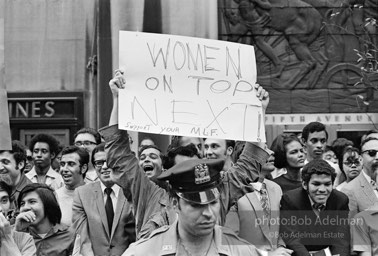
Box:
[0,71,377,256]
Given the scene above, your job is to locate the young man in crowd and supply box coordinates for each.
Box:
[0,179,36,255]
[72,143,135,256]
[280,159,350,255]
[55,145,88,226]
[0,140,32,211]
[342,137,378,217]
[204,137,235,172]
[73,127,101,183]
[138,144,164,184]
[26,133,63,190]
[301,122,328,163]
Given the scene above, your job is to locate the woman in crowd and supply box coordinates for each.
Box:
[336,147,362,191]
[15,183,75,256]
[271,133,306,193]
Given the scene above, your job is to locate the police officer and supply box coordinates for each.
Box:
[122,158,269,256]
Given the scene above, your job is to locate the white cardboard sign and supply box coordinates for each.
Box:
[118,31,265,142]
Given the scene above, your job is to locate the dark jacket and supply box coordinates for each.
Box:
[280,187,350,256]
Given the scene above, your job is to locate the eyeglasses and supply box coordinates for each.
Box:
[74,141,97,147]
[343,159,361,167]
[94,160,106,168]
[362,149,378,157]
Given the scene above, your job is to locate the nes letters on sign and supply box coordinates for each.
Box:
[118,31,265,142]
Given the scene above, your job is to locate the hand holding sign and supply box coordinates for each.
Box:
[118,31,266,142]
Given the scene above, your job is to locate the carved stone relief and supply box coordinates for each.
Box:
[219,0,378,113]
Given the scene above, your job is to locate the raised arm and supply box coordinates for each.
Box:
[99,71,170,238]
[0,211,36,256]
[219,84,271,221]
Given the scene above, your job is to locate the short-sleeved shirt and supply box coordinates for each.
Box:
[26,167,64,191]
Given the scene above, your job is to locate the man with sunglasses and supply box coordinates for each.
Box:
[342,137,378,218]
[72,142,135,256]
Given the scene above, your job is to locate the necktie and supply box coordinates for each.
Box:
[260,183,270,218]
[313,203,325,212]
[105,187,114,233]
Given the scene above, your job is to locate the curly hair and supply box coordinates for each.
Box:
[0,140,27,172]
[28,134,60,157]
[301,159,336,184]
[302,122,328,142]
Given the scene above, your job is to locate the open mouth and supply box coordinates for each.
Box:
[143,166,155,177]
[62,174,72,179]
[143,165,154,173]
[101,170,111,176]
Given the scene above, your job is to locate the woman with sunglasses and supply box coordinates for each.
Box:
[336,147,362,191]
[15,183,75,256]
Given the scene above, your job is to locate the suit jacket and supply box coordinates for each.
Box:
[225,179,285,251]
[341,171,378,218]
[72,181,135,256]
[280,187,350,256]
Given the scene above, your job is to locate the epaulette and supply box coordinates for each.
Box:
[147,225,170,239]
[129,226,167,247]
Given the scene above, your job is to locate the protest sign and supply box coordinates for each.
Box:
[0,89,11,149]
[118,31,265,142]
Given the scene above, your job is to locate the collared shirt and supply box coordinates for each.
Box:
[84,169,99,184]
[99,182,120,212]
[24,223,74,256]
[308,195,326,216]
[362,170,378,198]
[26,166,64,191]
[250,181,267,202]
